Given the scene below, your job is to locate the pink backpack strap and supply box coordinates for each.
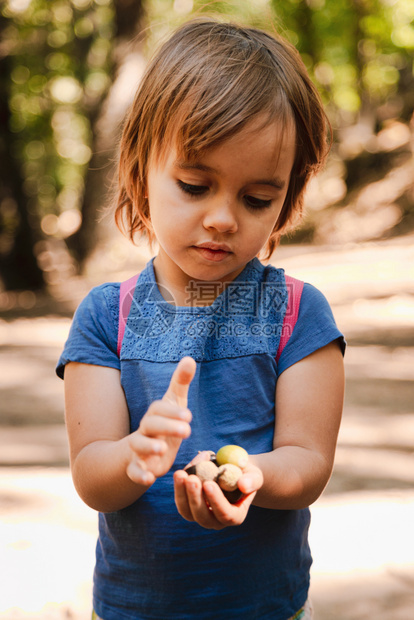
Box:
[276,274,304,362]
[117,273,140,357]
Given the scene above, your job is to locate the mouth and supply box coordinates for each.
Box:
[193,242,233,262]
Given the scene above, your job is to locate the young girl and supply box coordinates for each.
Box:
[57,18,345,620]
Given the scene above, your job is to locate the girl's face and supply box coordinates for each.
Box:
[147,116,296,305]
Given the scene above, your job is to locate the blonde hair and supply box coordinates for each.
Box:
[116,18,330,258]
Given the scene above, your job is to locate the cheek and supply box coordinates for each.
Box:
[248,208,282,237]
[266,202,285,232]
[149,193,195,244]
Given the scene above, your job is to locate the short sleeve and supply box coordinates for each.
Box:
[56,282,120,379]
[276,283,345,376]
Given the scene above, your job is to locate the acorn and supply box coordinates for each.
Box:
[216,464,243,492]
[184,460,219,482]
[216,445,248,468]
[216,463,244,504]
[184,444,249,504]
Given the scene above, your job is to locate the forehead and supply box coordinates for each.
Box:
[153,113,296,174]
[208,115,296,158]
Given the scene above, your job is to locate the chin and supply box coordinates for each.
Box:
[191,264,243,284]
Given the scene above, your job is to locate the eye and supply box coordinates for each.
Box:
[177,180,209,197]
[244,195,272,210]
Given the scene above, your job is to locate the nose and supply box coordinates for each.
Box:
[202,198,238,234]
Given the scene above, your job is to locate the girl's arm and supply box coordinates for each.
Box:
[64,357,195,513]
[250,340,344,509]
[174,340,344,526]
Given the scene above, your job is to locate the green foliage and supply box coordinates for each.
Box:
[1,0,115,242]
[1,0,413,290]
[269,0,414,123]
[142,0,275,54]
[143,0,413,125]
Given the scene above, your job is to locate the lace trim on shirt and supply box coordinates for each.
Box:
[120,258,288,363]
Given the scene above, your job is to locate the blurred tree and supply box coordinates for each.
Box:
[270,0,414,128]
[0,0,119,290]
[66,0,145,265]
[269,0,414,243]
[0,0,413,292]
[0,10,45,290]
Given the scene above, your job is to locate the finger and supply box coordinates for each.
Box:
[147,400,192,422]
[184,476,221,529]
[238,467,264,495]
[140,414,191,439]
[203,481,253,526]
[163,357,196,408]
[173,470,194,521]
[128,433,167,457]
[126,460,156,486]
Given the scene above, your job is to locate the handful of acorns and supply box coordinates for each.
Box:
[184,445,248,504]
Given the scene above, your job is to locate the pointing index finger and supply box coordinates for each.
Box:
[164,356,196,409]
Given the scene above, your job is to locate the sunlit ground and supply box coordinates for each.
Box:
[0,469,413,620]
[0,469,96,620]
[1,237,414,619]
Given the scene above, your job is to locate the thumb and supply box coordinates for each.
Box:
[163,356,196,409]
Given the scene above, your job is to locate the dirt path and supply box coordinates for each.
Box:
[1,238,413,619]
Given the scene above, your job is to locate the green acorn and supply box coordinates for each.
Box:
[216,445,248,468]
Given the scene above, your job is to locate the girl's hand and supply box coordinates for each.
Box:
[125,356,196,486]
[173,455,263,529]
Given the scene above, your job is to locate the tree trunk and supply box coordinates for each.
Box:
[0,37,44,291]
[66,0,146,266]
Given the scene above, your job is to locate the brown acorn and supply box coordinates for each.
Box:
[184,460,219,482]
[184,453,245,504]
[216,464,243,492]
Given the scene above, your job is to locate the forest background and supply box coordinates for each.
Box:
[0,0,413,299]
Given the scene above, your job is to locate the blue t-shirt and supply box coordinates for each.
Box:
[57,257,345,620]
